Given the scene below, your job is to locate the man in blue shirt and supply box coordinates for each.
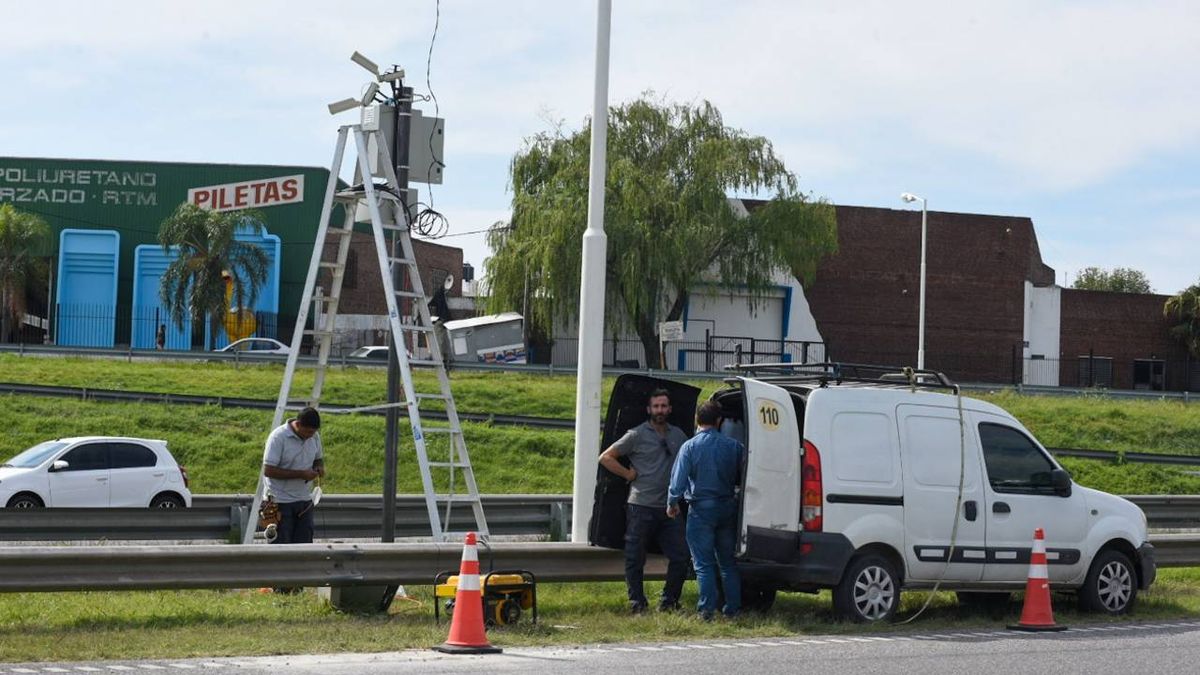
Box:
[667,400,744,620]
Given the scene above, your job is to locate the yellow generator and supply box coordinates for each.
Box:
[434,569,538,626]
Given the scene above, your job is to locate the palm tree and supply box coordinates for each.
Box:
[1164,280,1200,358]
[157,203,269,349]
[0,204,51,343]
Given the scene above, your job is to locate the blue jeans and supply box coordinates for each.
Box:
[624,503,689,606]
[686,499,740,616]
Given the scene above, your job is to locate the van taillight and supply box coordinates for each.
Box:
[801,440,822,532]
[179,465,190,488]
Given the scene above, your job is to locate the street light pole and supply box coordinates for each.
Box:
[570,0,612,543]
[900,193,927,370]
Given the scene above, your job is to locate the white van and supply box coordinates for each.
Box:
[590,365,1156,622]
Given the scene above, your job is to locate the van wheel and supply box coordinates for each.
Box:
[833,554,900,623]
[1079,549,1137,614]
[740,582,777,613]
[6,493,44,509]
[150,493,185,509]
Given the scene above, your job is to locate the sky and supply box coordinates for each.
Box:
[3,1,1198,294]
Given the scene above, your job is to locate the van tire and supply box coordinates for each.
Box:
[833,554,900,623]
[1079,549,1137,615]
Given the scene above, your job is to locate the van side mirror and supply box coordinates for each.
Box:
[49,460,69,472]
[1051,468,1072,497]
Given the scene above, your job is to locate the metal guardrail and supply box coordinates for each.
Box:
[0,536,1192,593]
[0,541,652,592]
[0,494,1196,543]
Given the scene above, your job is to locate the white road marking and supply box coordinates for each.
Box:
[686,645,714,650]
[166,666,197,670]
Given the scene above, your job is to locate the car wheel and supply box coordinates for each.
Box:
[150,493,186,509]
[833,553,900,623]
[1079,549,1137,614]
[6,493,45,509]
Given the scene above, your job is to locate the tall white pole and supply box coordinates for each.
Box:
[571,0,612,543]
[917,199,927,370]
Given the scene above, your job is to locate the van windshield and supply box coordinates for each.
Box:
[3,441,69,468]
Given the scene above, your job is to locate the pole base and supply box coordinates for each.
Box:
[1007,623,1067,632]
[435,642,503,655]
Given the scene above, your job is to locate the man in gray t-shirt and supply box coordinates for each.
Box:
[261,406,325,546]
[599,389,691,613]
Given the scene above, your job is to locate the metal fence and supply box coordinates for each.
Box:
[546,335,827,372]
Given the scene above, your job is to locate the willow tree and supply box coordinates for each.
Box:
[1164,280,1200,358]
[157,203,269,349]
[485,97,837,368]
[0,204,51,343]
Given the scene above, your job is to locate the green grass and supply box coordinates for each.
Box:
[975,389,1200,457]
[1,395,573,495]
[2,571,1200,662]
[3,394,1200,496]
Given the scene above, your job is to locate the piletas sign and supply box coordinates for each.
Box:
[187,174,304,212]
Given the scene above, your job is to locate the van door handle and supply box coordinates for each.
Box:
[964,500,977,521]
[992,501,1011,514]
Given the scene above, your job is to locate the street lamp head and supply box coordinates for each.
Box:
[900,192,921,203]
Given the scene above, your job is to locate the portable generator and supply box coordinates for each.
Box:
[434,569,538,626]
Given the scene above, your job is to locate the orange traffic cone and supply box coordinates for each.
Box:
[435,532,502,654]
[1008,527,1067,632]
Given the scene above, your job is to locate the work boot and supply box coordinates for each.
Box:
[629,600,648,614]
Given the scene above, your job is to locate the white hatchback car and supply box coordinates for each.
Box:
[215,337,290,355]
[0,437,192,509]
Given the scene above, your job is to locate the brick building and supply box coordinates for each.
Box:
[800,204,1193,390]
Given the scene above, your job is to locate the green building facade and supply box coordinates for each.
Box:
[0,156,342,347]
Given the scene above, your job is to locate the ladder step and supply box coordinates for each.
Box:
[400,325,434,333]
[415,393,448,400]
[382,223,407,231]
[421,426,461,434]
[435,495,484,504]
[329,228,355,236]
[388,256,416,265]
[426,461,472,469]
[394,290,425,299]
[318,261,344,269]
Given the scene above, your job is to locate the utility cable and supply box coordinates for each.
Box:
[899,378,969,624]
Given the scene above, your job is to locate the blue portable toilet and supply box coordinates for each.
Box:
[131,245,192,350]
[206,224,282,349]
[55,229,120,347]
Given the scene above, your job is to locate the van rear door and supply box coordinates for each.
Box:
[588,374,700,550]
[738,378,803,560]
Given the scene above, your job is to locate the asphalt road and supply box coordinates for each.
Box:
[7,620,1200,674]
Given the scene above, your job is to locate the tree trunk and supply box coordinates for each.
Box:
[0,288,9,343]
[633,290,689,370]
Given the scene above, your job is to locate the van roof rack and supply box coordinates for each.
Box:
[722,361,956,390]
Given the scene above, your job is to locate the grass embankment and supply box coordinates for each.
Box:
[3,571,1200,662]
[1,355,1199,495]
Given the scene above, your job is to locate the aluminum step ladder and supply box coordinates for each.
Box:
[242,123,489,544]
